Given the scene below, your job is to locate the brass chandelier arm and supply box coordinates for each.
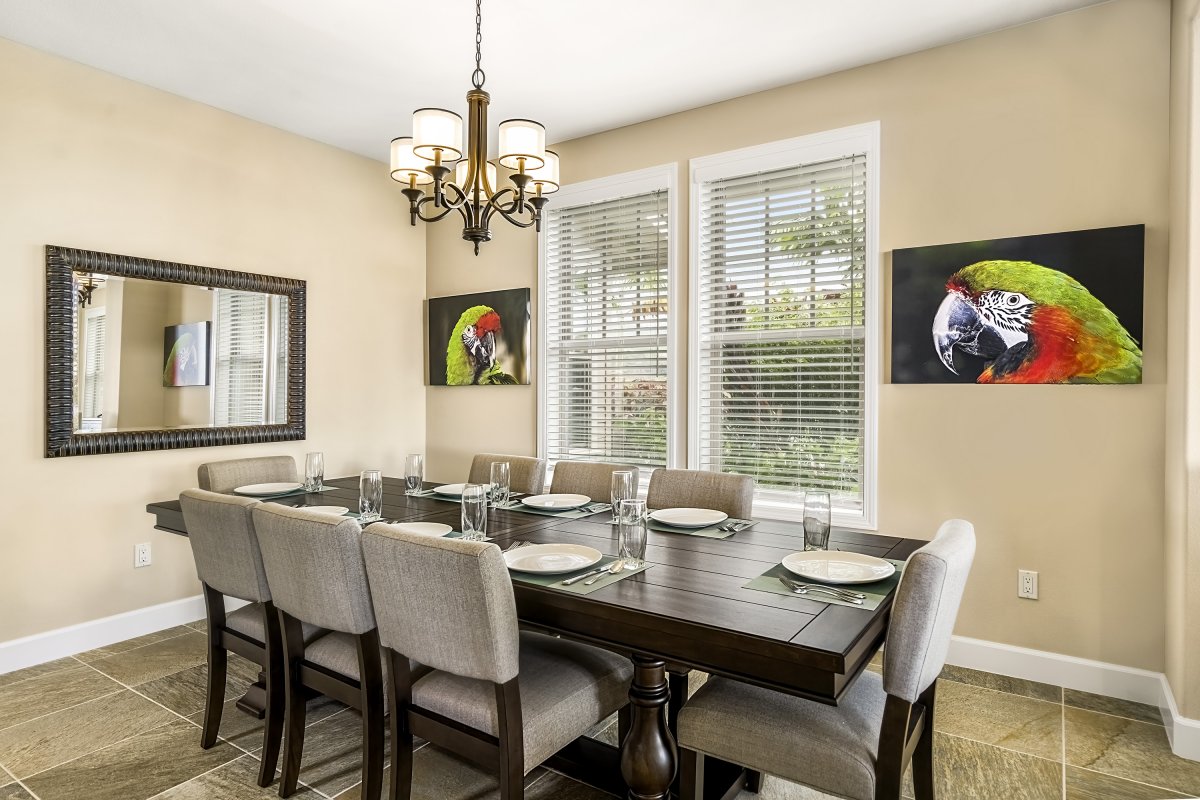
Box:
[483,188,538,229]
[413,194,459,224]
[436,179,473,212]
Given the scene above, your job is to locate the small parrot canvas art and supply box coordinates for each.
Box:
[891,225,1144,384]
[427,288,531,386]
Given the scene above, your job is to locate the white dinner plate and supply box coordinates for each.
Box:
[234,482,304,496]
[521,493,591,510]
[503,543,604,574]
[648,508,728,529]
[393,522,453,537]
[300,505,349,516]
[781,551,896,585]
[433,483,468,497]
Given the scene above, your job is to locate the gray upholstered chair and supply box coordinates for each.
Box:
[467,453,547,495]
[645,468,754,519]
[252,504,395,799]
[548,460,639,503]
[197,455,299,493]
[676,520,976,800]
[361,525,633,800]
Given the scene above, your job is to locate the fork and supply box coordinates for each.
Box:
[504,540,531,552]
[778,575,866,601]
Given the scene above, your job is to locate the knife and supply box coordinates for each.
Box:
[561,565,611,585]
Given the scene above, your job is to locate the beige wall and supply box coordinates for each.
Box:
[427,0,1170,670]
[116,279,169,429]
[161,283,214,428]
[0,37,426,642]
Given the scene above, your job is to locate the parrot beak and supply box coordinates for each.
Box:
[932,292,984,374]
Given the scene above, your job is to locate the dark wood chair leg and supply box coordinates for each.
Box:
[912,683,937,800]
[874,695,912,800]
[617,703,632,746]
[258,602,284,787]
[357,630,385,800]
[495,678,524,800]
[278,611,307,799]
[679,748,703,800]
[745,770,763,793]
[387,651,414,800]
[200,584,227,749]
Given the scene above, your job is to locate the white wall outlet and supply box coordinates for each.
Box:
[1018,569,1038,599]
[134,542,152,568]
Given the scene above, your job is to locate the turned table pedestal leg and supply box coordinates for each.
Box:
[620,655,677,800]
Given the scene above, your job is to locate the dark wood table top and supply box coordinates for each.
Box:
[147,476,923,705]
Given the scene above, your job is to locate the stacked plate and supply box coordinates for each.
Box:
[521,494,591,510]
[781,551,895,585]
[648,508,727,528]
[502,544,603,574]
[432,483,467,498]
[234,482,304,496]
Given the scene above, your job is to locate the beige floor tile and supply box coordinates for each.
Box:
[186,695,346,754]
[1065,765,1192,799]
[904,733,1062,800]
[88,631,208,687]
[933,679,1063,760]
[525,771,617,798]
[0,659,80,690]
[21,718,239,800]
[184,619,207,634]
[0,689,175,778]
[0,783,34,800]
[1066,706,1200,796]
[396,745,546,800]
[156,754,321,799]
[136,653,262,716]
[1064,689,1164,726]
[287,708,391,798]
[74,626,196,663]
[939,664,1062,703]
[0,665,122,731]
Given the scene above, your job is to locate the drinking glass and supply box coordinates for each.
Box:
[489,462,511,508]
[803,491,832,551]
[304,452,324,492]
[359,470,383,522]
[610,471,634,523]
[404,454,424,495]
[461,484,488,541]
[618,499,648,569]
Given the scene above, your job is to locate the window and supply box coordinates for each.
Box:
[212,290,289,426]
[81,309,106,423]
[691,124,879,526]
[540,166,676,475]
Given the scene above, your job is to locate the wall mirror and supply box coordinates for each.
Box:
[46,245,306,457]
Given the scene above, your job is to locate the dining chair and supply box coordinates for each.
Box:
[360,525,634,800]
[252,504,413,800]
[197,455,299,493]
[467,453,547,495]
[548,460,640,502]
[675,519,976,800]
[645,468,754,519]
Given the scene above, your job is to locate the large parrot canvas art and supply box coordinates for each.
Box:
[891,225,1144,384]
[427,288,531,386]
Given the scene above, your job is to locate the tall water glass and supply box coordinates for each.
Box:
[489,462,511,508]
[304,452,324,492]
[803,491,832,551]
[404,454,424,495]
[610,471,634,523]
[359,470,383,523]
[461,484,488,541]
[618,499,648,569]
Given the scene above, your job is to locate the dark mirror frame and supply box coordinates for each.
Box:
[45,245,307,457]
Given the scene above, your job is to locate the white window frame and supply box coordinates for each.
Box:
[688,122,881,529]
[537,163,682,481]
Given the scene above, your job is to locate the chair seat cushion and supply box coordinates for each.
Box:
[411,631,632,774]
[304,631,427,701]
[677,671,887,800]
[226,603,325,645]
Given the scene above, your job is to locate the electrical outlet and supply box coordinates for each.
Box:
[1018,569,1038,599]
[134,542,152,568]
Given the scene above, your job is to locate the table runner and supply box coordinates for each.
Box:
[742,559,907,611]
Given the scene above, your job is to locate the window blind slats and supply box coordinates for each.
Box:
[81,313,106,419]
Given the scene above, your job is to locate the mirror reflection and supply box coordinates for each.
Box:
[72,272,289,433]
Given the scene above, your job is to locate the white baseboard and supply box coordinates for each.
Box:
[948,635,1200,761]
[0,594,246,675]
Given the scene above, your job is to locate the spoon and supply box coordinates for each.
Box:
[584,559,625,585]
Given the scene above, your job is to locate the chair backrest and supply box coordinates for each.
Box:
[251,504,377,635]
[882,519,976,703]
[646,468,754,519]
[197,456,298,493]
[550,461,640,502]
[179,489,270,603]
[362,525,519,685]
[467,453,547,495]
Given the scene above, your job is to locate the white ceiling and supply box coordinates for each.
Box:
[1,0,1102,162]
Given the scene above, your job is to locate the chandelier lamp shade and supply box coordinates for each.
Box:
[389,0,559,255]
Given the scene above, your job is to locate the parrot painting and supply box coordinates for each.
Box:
[932,260,1142,384]
[446,305,519,385]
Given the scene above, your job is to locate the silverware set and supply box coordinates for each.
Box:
[718,521,752,532]
[777,575,866,604]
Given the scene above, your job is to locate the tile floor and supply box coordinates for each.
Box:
[0,623,1196,799]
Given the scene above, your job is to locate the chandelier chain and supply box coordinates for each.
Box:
[471,0,485,89]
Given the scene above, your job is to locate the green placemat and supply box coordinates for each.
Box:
[509,556,651,595]
[494,500,611,520]
[237,485,341,500]
[647,518,754,539]
[742,559,907,611]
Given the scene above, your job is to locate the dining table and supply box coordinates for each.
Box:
[146,475,924,800]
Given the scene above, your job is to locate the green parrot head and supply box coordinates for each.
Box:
[446,305,507,385]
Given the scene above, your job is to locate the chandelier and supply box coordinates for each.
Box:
[389,0,559,255]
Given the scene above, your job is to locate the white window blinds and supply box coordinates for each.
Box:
[695,149,872,518]
[543,186,670,471]
[81,312,106,420]
[213,291,288,426]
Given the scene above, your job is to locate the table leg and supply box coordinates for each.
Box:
[620,655,677,800]
[235,670,268,720]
